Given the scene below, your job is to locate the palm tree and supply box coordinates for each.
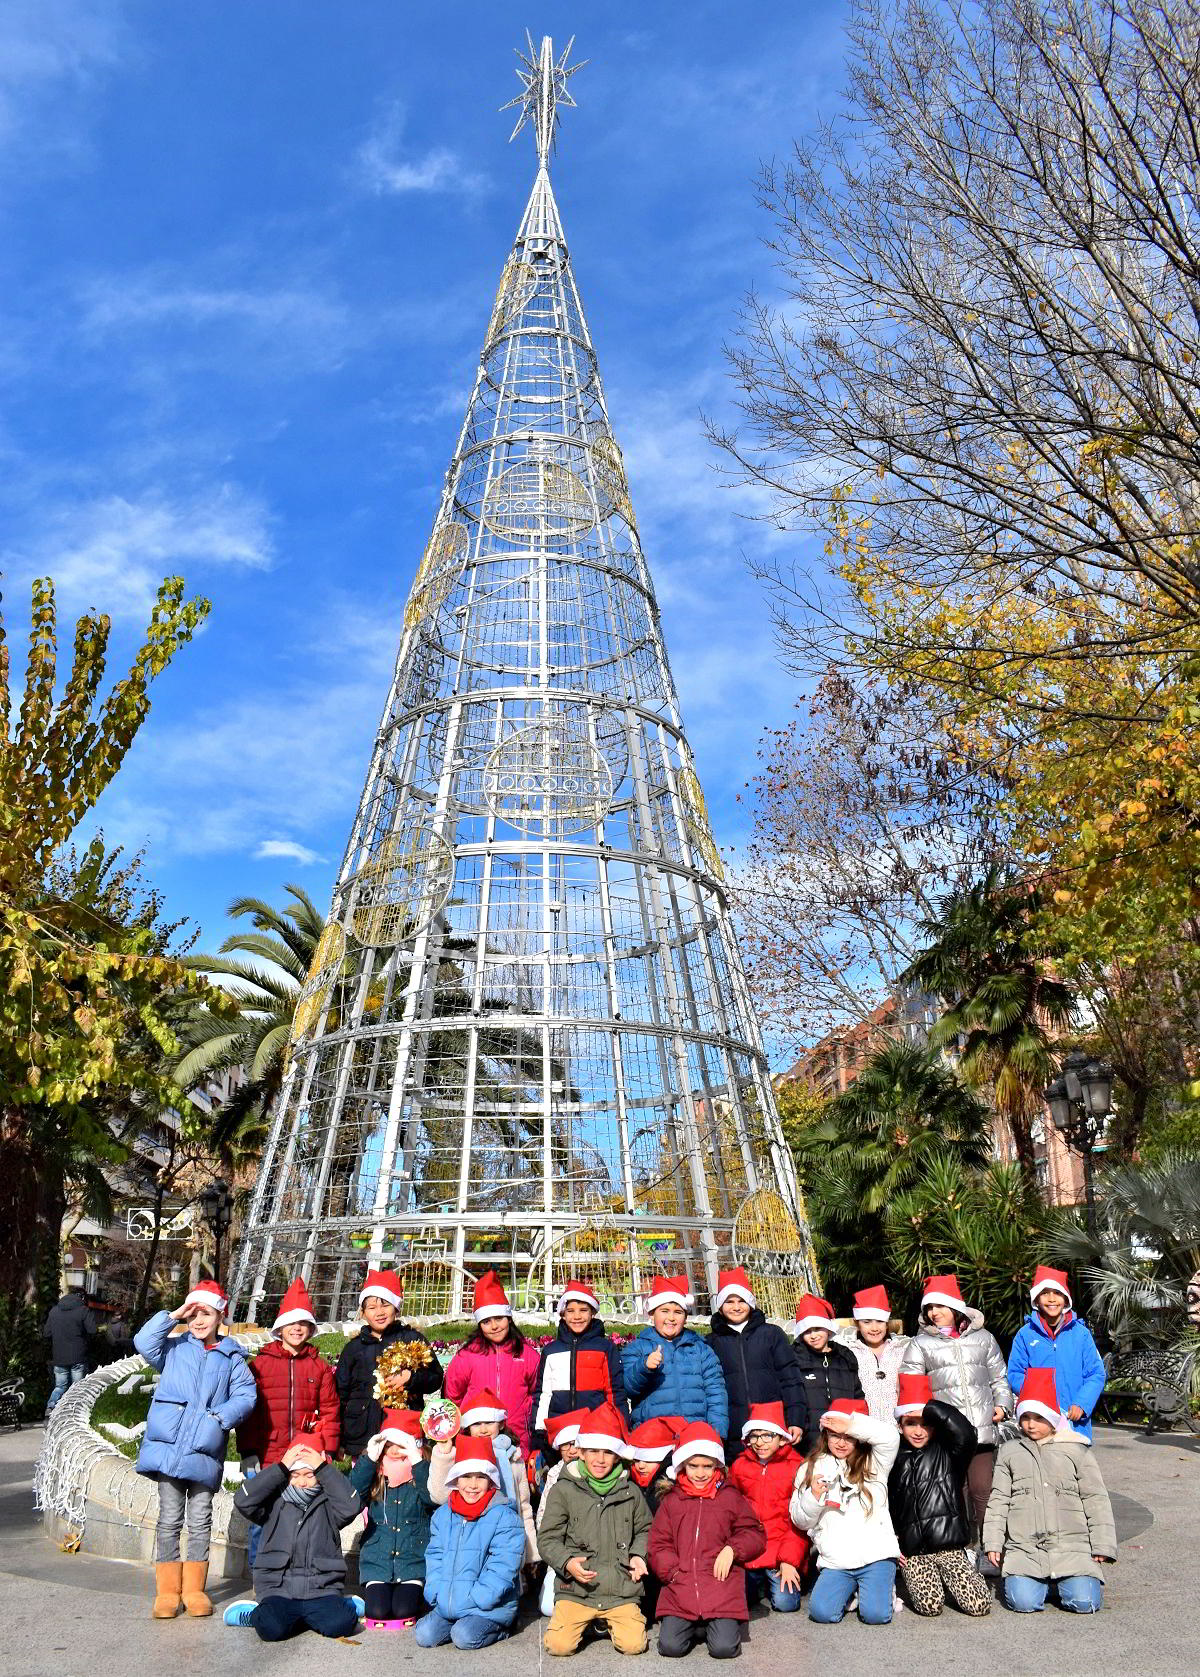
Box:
[792,1039,992,1298]
[900,866,1077,1180]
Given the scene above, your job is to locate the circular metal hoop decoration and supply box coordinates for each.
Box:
[591,434,635,526]
[678,764,725,880]
[484,718,613,835]
[404,522,469,631]
[292,922,347,1041]
[351,821,455,947]
[488,259,538,341]
[482,458,595,542]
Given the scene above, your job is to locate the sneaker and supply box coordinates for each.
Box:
[222,1601,257,1628]
[348,1595,367,1619]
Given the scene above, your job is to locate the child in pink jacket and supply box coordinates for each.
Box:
[443,1273,540,1455]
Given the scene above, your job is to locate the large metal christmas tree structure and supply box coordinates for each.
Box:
[232,36,815,1322]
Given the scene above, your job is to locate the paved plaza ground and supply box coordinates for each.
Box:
[1,1421,1196,1677]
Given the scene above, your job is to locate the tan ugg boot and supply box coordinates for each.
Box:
[181,1559,213,1617]
[152,1561,183,1619]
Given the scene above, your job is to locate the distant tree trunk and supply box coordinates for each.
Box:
[33,1162,67,1311]
[0,1113,40,1301]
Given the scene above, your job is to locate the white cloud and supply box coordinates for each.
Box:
[6,483,273,617]
[356,100,486,199]
[0,0,127,158]
[255,838,326,866]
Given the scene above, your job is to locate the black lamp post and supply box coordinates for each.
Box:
[1045,1051,1113,1238]
[198,1177,235,1286]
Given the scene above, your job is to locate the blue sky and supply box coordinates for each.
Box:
[1,0,844,990]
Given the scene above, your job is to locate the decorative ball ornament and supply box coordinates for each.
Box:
[488,258,539,341]
[404,522,469,631]
[484,716,613,834]
[292,922,348,1041]
[482,455,595,541]
[591,434,635,526]
[420,1397,462,1442]
[351,821,455,947]
[678,759,724,880]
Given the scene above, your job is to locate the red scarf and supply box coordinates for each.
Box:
[676,1470,723,1500]
[1039,1308,1075,1338]
[449,1484,498,1520]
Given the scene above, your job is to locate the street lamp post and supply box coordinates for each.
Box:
[198,1178,235,1287]
[1045,1051,1113,1238]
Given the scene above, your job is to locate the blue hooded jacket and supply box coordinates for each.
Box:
[133,1311,257,1490]
[1007,1311,1106,1440]
[422,1493,526,1626]
[621,1325,729,1433]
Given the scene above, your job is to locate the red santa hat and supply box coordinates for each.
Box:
[794,1293,836,1335]
[545,1408,589,1451]
[444,1433,501,1486]
[472,1269,513,1323]
[183,1279,228,1317]
[713,1267,755,1310]
[741,1400,791,1442]
[283,1431,325,1462]
[573,1401,630,1458]
[628,1415,685,1462]
[459,1386,507,1430]
[557,1278,600,1316]
[1015,1367,1062,1428]
[644,1274,694,1314]
[920,1273,983,1328]
[359,1269,404,1311]
[543,1408,589,1448]
[671,1421,725,1475]
[895,1373,933,1418]
[271,1276,318,1334]
[376,1409,424,1461]
[852,1284,891,1323]
[1030,1264,1073,1310]
[819,1397,869,1432]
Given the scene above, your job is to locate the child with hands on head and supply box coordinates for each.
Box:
[226,1433,365,1640]
[728,1402,808,1614]
[348,1408,450,1630]
[538,1402,653,1657]
[623,1276,729,1435]
[983,1369,1117,1614]
[133,1280,257,1621]
[790,1397,902,1626]
[648,1422,766,1659]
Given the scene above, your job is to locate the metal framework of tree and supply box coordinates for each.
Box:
[231,36,812,1322]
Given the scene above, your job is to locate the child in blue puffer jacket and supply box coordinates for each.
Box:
[416,1434,527,1650]
[621,1275,729,1433]
[1007,1266,1106,1441]
[133,1281,257,1621]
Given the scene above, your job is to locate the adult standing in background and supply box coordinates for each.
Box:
[43,1286,96,1413]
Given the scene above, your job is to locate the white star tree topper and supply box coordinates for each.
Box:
[501,32,586,166]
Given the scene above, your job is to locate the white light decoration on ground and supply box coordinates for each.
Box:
[230,35,815,1321]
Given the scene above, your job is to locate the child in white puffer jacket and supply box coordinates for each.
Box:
[790,1398,901,1626]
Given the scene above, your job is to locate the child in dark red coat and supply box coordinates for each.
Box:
[648,1423,765,1659]
[728,1402,808,1614]
[237,1279,340,1467]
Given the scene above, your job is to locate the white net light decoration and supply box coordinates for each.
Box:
[231,35,815,1321]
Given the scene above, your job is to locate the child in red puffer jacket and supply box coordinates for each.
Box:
[728,1402,808,1614]
[237,1280,340,1469]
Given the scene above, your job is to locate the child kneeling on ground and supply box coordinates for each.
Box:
[349,1408,452,1629]
[888,1374,990,1617]
[790,1398,901,1626]
[983,1369,1116,1614]
[417,1435,527,1649]
[728,1402,808,1614]
[649,1422,765,1659]
[539,1401,652,1656]
[226,1434,364,1640]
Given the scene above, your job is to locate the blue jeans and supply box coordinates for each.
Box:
[415,1608,509,1649]
[809,1560,896,1624]
[1004,1575,1104,1614]
[747,1567,804,1612]
[251,1595,359,1641]
[47,1363,87,1412]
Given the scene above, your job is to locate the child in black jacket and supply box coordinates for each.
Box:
[708,1268,805,1458]
[333,1270,441,1459]
[888,1374,991,1617]
[792,1295,863,1454]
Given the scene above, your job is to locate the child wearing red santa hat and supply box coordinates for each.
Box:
[416,1435,527,1649]
[888,1374,991,1617]
[530,1278,628,1450]
[443,1271,541,1453]
[1006,1265,1106,1441]
[347,1409,451,1629]
[790,1397,901,1626]
[333,1269,442,1460]
[729,1402,809,1614]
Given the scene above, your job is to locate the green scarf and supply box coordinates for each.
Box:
[578,1461,625,1496]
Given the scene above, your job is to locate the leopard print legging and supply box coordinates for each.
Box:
[899,1549,992,1617]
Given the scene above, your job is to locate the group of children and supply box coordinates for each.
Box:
[128,1259,1117,1652]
